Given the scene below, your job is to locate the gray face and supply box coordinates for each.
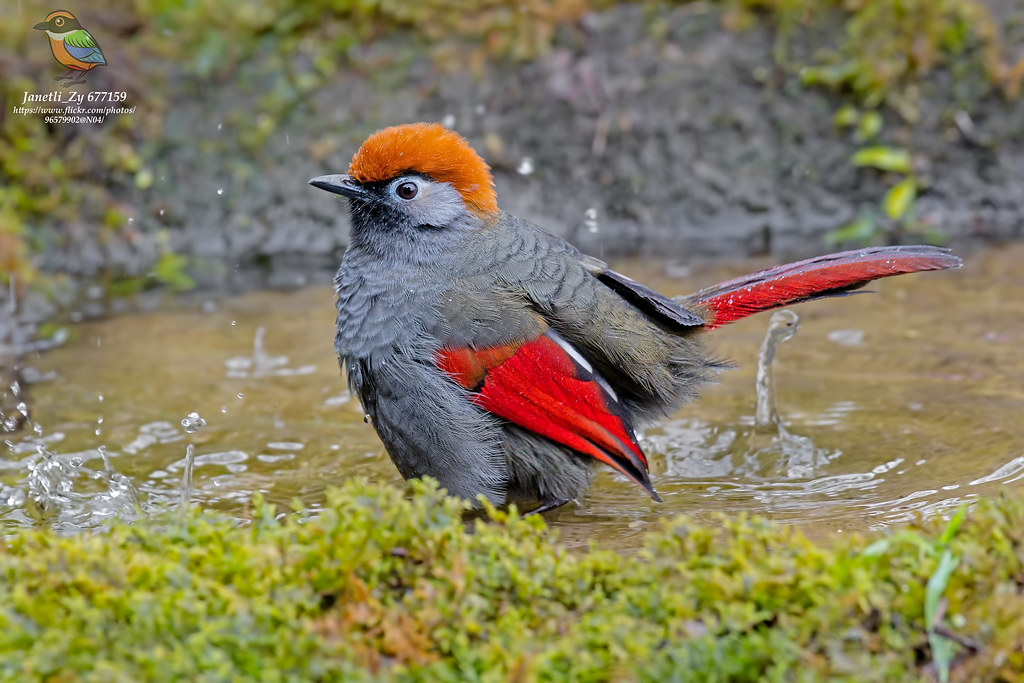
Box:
[341,174,486,265]
[345,175,472,233]
[382,175,468,229]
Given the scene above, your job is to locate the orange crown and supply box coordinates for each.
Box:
[347,123,498,217]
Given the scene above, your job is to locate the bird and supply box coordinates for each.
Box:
[309,122,962,514]
[33,10,106,87]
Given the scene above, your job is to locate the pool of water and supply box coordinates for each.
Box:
[3,243,1022,549]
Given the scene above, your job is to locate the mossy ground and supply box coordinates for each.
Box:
[2,478,1023,681]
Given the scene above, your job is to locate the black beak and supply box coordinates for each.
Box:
[34,22,49,30]
[308,174,367,200]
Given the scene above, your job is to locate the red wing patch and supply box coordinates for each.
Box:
[436,333,660,500]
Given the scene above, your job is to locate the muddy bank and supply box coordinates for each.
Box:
[8,2,1024,299]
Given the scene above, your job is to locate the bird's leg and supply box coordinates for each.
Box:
[55,69,75,81]
[525,499,571,516]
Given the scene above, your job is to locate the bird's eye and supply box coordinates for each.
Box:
[54,17,63,25]
[395,181,419,200]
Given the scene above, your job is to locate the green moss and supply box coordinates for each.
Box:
[722,0,1019,111]
[1,478,1023,680]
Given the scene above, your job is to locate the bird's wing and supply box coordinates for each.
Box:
[65,30,106,64]
[478,219,714,419]
[435,327,659,500]
[590,265,705,331]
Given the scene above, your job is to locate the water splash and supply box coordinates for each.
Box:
[743,310,840,479]
[225,326,315,378]
[181,412,207,434]
[179,411,207,508]
[754,310,801,429]
[7,418,141,530]
[651,310,840,489]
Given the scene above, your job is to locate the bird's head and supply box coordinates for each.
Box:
[34,10,82,37]
[309,123,498,243]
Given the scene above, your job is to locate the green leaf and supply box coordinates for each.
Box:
[860,538,890,557]
[825,214,877,245]
[926,549,961,683]
[852,146,911,173]
[939,505,968,547]
[135,168,154,190]
[834,105,859,128]
[153,252,196,291]
[861,530,934,557]
[883,177,917,220]
[857,111,883,141]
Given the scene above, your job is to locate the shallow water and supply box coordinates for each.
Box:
[3,244,1023,549]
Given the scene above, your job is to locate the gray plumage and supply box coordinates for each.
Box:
[330,171,715,506]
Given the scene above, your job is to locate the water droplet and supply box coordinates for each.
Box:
[363,414,373,425]
[128,217,134,224]
[220,406,227,414]
[441,113,456,128]
[97,394,104,403]
[70,457,83,467]
[584,207,599,233]
[236,393,244,400]
[159,209,165,216]
[217,122,223,130]
[181,411,207,434]
[231,320,237,326]
[517,157,534,175]
[180,443,195,508]
[217,188,224,196]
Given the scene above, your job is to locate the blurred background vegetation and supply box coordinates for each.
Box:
[2,0,1022,306]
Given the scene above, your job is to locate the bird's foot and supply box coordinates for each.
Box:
[525,499,570,516]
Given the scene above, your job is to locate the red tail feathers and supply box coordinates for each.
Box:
[688,246,962,330]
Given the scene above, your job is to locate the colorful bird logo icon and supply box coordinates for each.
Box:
[33,10,106,87]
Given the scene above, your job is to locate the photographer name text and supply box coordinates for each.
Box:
[13,90,134,124]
